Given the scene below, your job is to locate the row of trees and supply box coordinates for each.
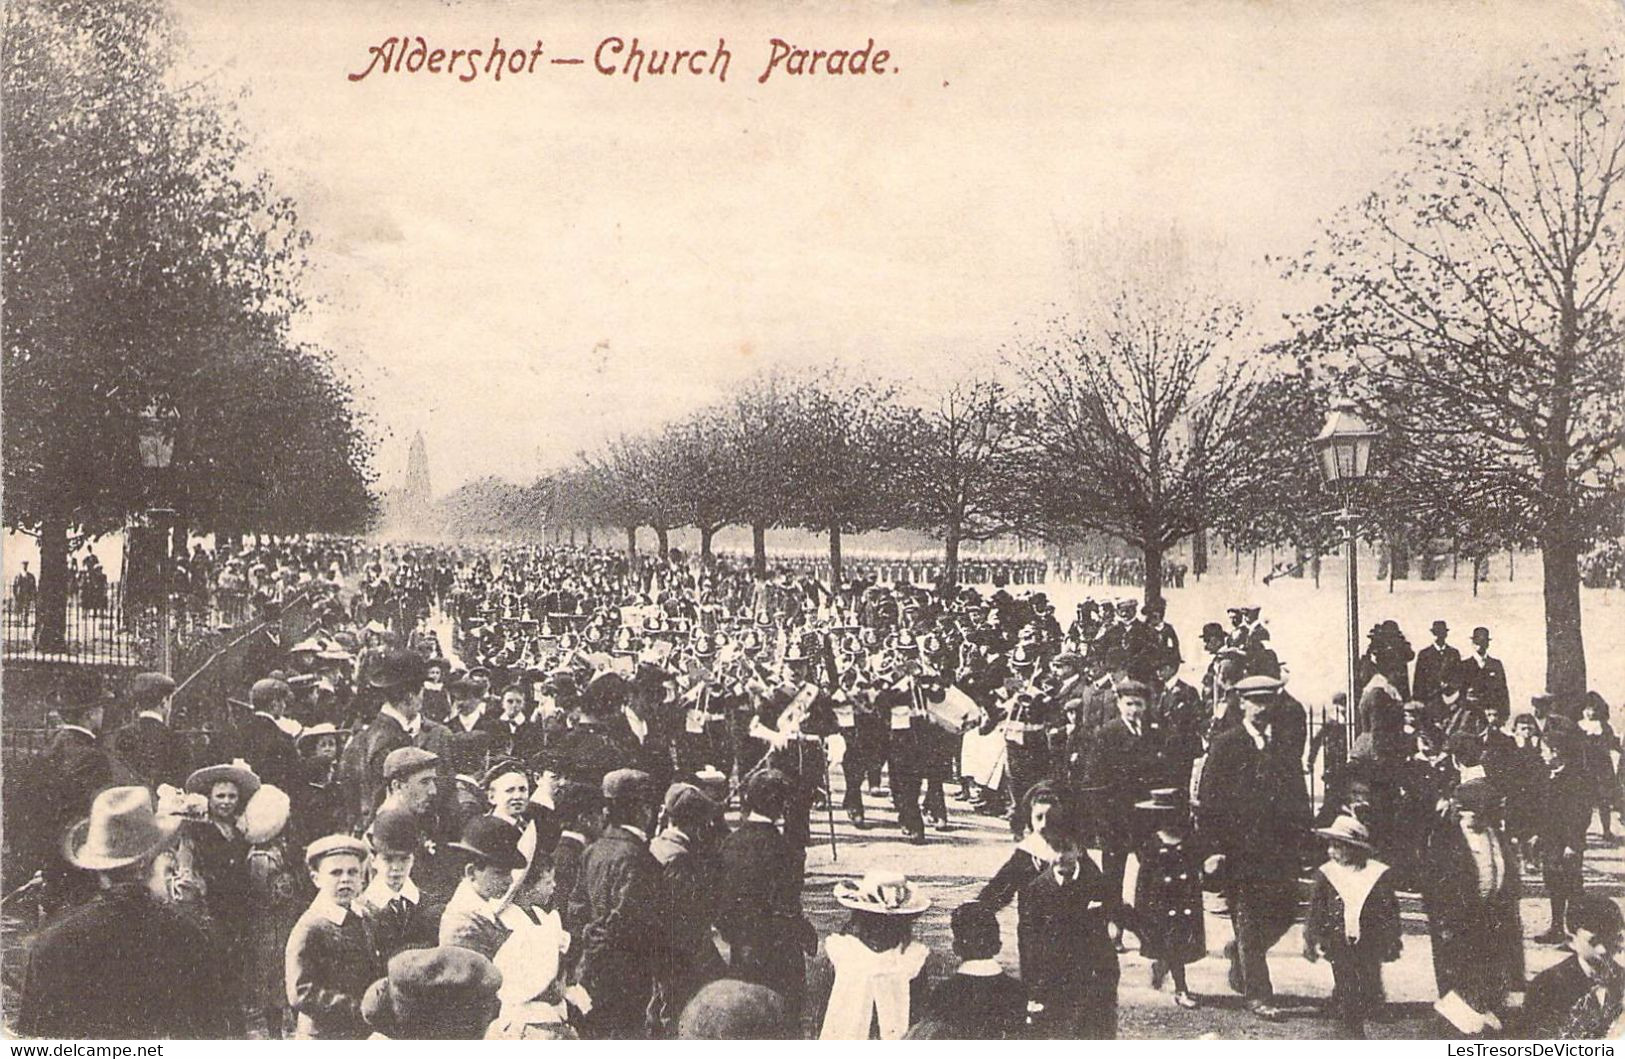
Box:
[3,0,378,650]
[444,52,1623,700]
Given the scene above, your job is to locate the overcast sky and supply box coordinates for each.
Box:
[171,0,1622,494]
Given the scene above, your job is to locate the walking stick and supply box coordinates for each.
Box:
[824,742,839,861]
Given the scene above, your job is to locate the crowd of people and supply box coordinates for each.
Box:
[7,539,1624,1041]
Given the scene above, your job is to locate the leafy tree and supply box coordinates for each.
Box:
[3,0,374,649]
[1288,50,1625,699]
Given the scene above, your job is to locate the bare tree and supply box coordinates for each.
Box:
[1290,50,1625,699]
[898,378,1024,589]
[1014,275,1285,605]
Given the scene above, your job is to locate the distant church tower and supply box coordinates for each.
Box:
[403,431,432,512]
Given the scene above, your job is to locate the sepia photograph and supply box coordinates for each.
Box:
[2,0,1624,1043]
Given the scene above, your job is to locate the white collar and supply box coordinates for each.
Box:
[623,706,647,742]
[308,895,352,926]
[60,724,97,740]
[446,876,505,921]
[379,702,419,735]
[559,830,586,844]
[1243,718,1270,747]
[1016,832,1058,864]
[362,873,420,908]
[620,824,648,843]
[137,710,167,724]
[958,958,1003,977]
[746,812,775,825]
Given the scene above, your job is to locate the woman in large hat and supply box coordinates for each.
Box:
[815,869,933,1040]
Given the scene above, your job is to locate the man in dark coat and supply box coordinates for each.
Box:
[106,672,189,790]
[1534,726,1595,944]
[1412,621,1462,706]
[352,650,426,820]
[18,786,231,1039]
[569,768,663,1039]
[712,769,814,1024]
[229,677,302,794]
[1083,679,1168,943]
[1460,627,1510,719]
[1196,675,1310,1022]
[1421,779,1523,1022]
[544,672,639,788]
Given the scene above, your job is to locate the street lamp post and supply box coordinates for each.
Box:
[1313,400,1381,740]
[138,403,178,675]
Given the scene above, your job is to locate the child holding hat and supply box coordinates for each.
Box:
[1302,815,1402,1038]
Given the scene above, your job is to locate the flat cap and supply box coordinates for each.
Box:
[1115,679,1153,699]
[305,832,370,869]
[1233,675,1284,698]
[602,767,656,802]
[383,746,440,782]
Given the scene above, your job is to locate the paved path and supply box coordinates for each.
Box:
[798,765,1625,1039]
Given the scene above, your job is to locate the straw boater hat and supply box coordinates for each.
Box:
[834,869,930,916]
[185,759,262,801]
[1313,815,1374,851]
[63,786,183,871]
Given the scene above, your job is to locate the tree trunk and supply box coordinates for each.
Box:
[1142,539,1164,607]
[1312,554,1321,588]
[943,525,961,590]
[700,525,716,563]
[1192,527,1208,579]
[655,525,670,559]
[625,525,637,560]
[585,526,594,547]
[751,523,767,579]
[1541,535,1586,702]
[36,514,70,652]
[828,524,843,587]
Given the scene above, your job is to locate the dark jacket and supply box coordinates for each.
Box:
[1420,819,1523,1008]
[1523,953,1625,1040]
[713,819,811,1008]
[1460,654,1510,715]
[1303,860,1402,963]
[17,884,233,1039]
[107,715,191,790]
[283,902,382,1039]
[911,968,1028,1040]
[355,710,412,820]
[1413,643,1462,704]
[569,826,662,1025]
[1018,858,1119,1037]
[229,712,301,794]
[1196,723,1310,880]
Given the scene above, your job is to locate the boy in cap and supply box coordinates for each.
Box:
[911,901,1026,1039]
[285,834,382,1039]
[1522,893,1625,1039]
[1302,815,1402,1037]
[356,809,436,961]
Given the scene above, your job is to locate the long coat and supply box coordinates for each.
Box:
[1018,858,1120,1039]
[1419,820,1523,1009]
[569,826,663,1037]
[1412,643,1463,705]
[107,715,191,790]
[229,712,302,794]
[713,820,810,1015]
[17,884,233,1039]
[1196,724,1310,882]
[1131,840,1206,964]
[1460,654,1510,716]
